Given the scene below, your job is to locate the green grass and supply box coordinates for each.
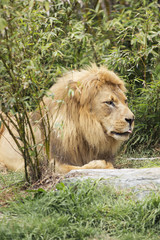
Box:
[116,157,160,169]
[115,150,160,169]
[0,180,160,240]
[0,171,25,206]
[0,171,24,187]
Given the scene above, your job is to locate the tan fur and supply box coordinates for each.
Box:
[0,64,134,173]
[0,120,4,137]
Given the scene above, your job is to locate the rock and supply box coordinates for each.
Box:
[65,168,160,200]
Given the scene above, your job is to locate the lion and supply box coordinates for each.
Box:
[0,64,134,173]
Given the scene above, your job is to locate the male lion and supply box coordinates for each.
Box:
[0,65,134,173]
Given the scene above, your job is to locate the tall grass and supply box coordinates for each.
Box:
[0,181,160,240]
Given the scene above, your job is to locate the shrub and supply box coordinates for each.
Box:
[104,0,160,149]
[0,0,108,181]
[128,66,160,149]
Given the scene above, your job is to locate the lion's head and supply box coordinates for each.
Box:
[92,80,134,142]
[45,64,134,166]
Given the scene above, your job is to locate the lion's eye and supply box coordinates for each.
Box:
[125,99,128,104]
[104,101,115,107]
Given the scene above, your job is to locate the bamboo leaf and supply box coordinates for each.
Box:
[0,18,7,31]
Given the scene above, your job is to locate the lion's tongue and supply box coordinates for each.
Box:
[127,129,132,133]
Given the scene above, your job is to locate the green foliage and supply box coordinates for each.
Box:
[104,0,160,149]
[0,181,160,239]
[105,1,159,84]
[128,68,160,149]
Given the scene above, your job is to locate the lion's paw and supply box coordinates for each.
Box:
[82,160,114,169]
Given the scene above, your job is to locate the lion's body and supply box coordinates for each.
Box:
[0,121,23,171]
[0,65,134,173]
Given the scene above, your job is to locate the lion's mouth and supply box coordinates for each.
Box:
[111,130,132,136]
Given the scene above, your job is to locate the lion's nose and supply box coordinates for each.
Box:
[125,117,134,127]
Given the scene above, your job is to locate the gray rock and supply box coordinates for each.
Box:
[65,168,160,200]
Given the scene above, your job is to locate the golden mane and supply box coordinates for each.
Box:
[41,64,129,168]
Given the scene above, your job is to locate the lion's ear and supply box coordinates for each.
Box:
[118,83,127,93]
[66,81,82,103]
[67,78,100,107]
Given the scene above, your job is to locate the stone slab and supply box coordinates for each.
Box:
[65,168,160,200]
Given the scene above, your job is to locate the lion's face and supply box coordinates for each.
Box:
[92,84,134,141]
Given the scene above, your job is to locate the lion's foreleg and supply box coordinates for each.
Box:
[52,159,114,174]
